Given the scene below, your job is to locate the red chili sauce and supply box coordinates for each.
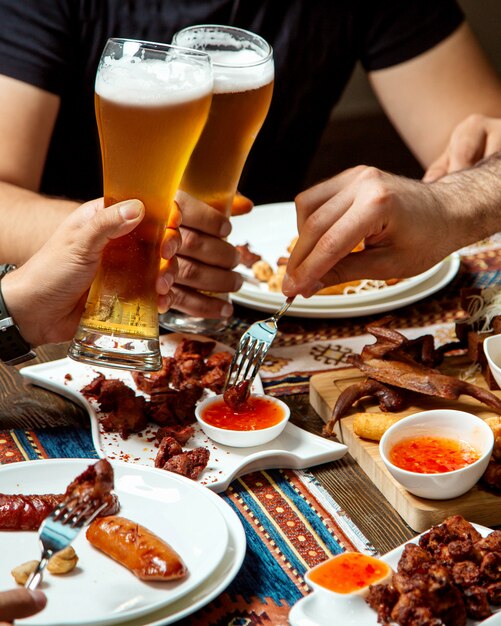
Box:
[389,436,481,474]
[308,553,390,594]
[201,397,284,431]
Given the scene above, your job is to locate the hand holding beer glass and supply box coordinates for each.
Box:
[160,25,274,334]
[68,38,213,370]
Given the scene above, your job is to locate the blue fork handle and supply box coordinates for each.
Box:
[26,556,50,590]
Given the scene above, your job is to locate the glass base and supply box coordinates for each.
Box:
[68,326,162,371]
[159,311,229,334]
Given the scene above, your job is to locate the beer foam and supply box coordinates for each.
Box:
[95,56,213,105]
[209,49,274,93]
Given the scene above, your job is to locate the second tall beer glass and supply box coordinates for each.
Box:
[160,25,274,334]
[68,38,213,370]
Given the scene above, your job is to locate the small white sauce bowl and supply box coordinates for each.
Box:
[195,394,290,448]
[483,334,501,388]
[379,409,494,500]
[305,553,393,605]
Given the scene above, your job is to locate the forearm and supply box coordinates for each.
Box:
[0,181,77,265]
[431,152,501,249]
[371,24,501,167]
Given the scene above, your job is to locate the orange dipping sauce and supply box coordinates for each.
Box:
[308,553,391,594]
[201,397,285,431]
[389,436,481,474]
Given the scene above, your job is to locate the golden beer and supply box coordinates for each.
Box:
[69,39,213,370]
[179,53,273,215]
[160,26,274,334]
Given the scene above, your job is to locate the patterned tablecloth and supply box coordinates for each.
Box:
[0,427,371,626]
[1,237,500,625]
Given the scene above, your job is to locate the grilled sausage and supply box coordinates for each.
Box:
[0,459,120,531]
[0,493,63,530]
[86,516,187,581]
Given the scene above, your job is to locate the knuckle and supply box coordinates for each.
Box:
[169,286,188,310]
[294,189,307,212]
[450,136,478,162]
[461,112,485,129]
[316,231,337,257]
[355,165,383,183]
[179,227,201,252]
[363,181,391,209]
[304,209,324,233]
[350,164,372,178]
[177,258,200,283]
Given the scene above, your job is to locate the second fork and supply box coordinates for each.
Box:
[224,297,294,392]
[26,499,107,590]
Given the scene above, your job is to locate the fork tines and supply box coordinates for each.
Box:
[53,499,106,528]
[224,335,268,391]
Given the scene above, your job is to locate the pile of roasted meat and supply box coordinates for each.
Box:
[81,339,233,481]
[367,515,501,625]
[327,316,501,490]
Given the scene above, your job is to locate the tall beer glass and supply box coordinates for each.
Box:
[68,38,213,370]
[159,25,274,334]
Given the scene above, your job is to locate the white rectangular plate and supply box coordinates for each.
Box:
[20,334,347,492]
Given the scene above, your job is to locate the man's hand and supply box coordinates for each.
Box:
[2,198,180,346]
[282,166,459,298]
[170,190,243,319]
[423,114,501,182]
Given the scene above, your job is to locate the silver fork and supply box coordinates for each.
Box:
[224,297,294,392]
[26,498,107,590]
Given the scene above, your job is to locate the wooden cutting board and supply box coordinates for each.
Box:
[309,357,501,532]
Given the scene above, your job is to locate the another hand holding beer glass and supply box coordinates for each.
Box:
[160,25,274,334]
[68,38,213,370]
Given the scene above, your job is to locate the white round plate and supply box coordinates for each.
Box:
[101,477,246,626]
[0,459,233,626]
[289,523,496,626]
[232,253,460,318]
[229,202,445,307]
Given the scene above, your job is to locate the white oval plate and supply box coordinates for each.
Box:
[232,254,460,318]
[0,459,231,626]
[116,483,246,625]
[229,202,445,307]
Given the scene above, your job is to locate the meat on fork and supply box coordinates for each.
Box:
[64,458,119,517]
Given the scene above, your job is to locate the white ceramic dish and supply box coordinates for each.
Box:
[229,202,444,307]
[289,523,498,626]
[102,474,246,626]
[304,553,392,602]
[483,334,501,388]
[0,459,240,626]
[196,393,290,447]
[231,254,460,318]
[379,410,494,500]
[20,334,347,492]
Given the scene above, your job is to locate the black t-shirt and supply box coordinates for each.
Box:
[0,0,463,204]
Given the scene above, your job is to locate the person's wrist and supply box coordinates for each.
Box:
[0,270,36,365]
[426,178,475,252]
[0,269,40,349]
